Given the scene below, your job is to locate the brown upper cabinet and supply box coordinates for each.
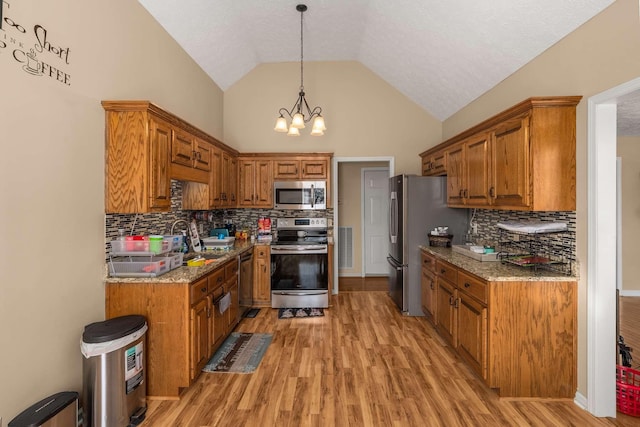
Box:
[103,102,173,213]
[273,157,328,180]
[170,128,211,184]
[103,100,238,213]
[420,96,581,211]
[238,158,273,208]
[422,149,446,176]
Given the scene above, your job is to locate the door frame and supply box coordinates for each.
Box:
[332,157,394,294]
[587,76,640,417]
[361,166,390,277]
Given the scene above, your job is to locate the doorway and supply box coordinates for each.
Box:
[588,76,640,417]
[332,157,394,293]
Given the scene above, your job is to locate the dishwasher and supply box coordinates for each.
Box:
[238,250,253,318]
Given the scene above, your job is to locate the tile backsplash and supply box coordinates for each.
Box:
[106,181,576,269]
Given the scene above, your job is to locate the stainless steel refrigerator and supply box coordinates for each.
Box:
[387,175,469,315]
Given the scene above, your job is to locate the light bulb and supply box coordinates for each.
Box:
[291,113,305,129]
[287,126,300,136]
[274,116,288,132]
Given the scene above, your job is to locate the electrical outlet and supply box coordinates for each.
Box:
[471,223,478,234]
[199,223,204,234]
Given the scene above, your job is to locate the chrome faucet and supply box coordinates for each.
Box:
[170,219,190,235]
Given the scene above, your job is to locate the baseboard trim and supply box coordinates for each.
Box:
[619,290,640,297]
[574,391,587,410]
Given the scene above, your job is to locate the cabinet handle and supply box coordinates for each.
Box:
[489,187,495,198]
[464,282,470,288]
[454,298,460,309]
[449,295,454,305]
[430,280,435,290]
[441,268,446,274]
[218,277,223,283]
[459,189,463,198]
[463,189,468,198]
[201,286,207,293]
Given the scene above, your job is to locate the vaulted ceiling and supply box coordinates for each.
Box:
[138,0,638,130]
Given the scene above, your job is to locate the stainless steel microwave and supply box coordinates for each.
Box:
[273,181,326,210]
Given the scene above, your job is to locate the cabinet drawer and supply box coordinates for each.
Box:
[436,260,458,283]
[208,268,225,293]
[421,251,437,272]
[457,271,487,304]
[190,277,209,304]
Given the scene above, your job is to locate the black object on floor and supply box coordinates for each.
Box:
[244,308,260,318]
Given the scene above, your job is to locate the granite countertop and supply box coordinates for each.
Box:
[420,245,578,282]
[105,240,265,284]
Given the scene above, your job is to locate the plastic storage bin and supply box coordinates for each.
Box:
[108,256,171,277]
[8,391,78,427]
[202,236,235,250]
[617,365,640,416]
[82,315,147,427]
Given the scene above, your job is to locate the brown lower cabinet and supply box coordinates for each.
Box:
[105,257,239,399]
[424,251,576,398]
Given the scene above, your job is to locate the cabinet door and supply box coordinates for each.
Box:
[238,160,256,206]
[221,151,232,206]
[190,296,210,379]
[209,146,222,207]
[227,280,239,330]
[254,160,273,207]
[456,292,487,379]
[465,133,491,207]
[301,159,327,179]
[211,286,226,350]
[274,160,300,179]
[491,116,530,208]
[435,278,456,347]
[148,116,172,209]
[421,268,437,323]
[446,144,466,206]
[171,128,195,168]
[193,138,211,172]
[228,155,238,206]
[253,246,271,305]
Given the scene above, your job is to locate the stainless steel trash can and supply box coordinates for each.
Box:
[81,315,147,427]
[8,391,78,427]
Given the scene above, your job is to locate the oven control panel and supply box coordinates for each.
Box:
[276,217,327,229]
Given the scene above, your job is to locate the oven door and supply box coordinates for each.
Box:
[271,245,329,308]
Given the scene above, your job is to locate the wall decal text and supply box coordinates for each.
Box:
[1,1,72,86]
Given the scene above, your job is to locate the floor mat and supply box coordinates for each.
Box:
[278,308,324,319]
[203,332,272,373]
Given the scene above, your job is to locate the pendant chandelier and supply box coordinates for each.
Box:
[274,4,326,137]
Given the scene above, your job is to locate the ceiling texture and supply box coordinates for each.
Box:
[139,0,640,134]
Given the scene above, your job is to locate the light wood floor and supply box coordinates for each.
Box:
[141,292,638,426]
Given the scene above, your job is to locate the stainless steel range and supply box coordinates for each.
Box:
[271,217,329,308]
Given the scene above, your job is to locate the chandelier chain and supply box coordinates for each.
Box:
[299,7,304,91]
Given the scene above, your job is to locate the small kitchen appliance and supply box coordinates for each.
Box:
[273,181,326,210]
[271,217,329,308]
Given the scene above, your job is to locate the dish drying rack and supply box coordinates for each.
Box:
[108,237,184,278]
[497,222,574,276]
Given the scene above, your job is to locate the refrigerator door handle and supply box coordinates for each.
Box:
[390,191,397,244]
[387,256,403,270]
